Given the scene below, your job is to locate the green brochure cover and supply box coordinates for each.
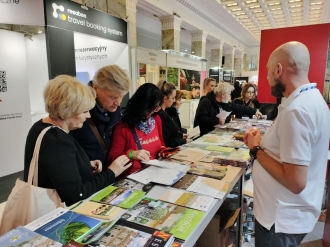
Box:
[91,185,145,209]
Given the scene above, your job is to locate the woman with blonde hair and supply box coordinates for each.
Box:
[203,78,216,96]
[24,75,131,206]
[233,83,260,118]
[157,80,192,147]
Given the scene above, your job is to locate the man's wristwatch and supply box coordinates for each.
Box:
[249,146,263,159]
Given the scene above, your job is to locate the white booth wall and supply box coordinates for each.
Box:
[0,30,33,177]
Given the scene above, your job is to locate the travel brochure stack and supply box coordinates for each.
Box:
[0,128,252,247]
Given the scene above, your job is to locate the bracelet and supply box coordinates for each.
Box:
[129,150,134,159]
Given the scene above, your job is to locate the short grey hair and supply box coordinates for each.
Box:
[214,82,234,95]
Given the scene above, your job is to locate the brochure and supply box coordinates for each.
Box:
[0,228,62,247]
[70,200,126,220]
[111,178,145,190]
[146,159,190,172]
[186,176,231,199]
[25,208,115,245]
[128,166,185,186]
[90,185,146,209]
[147,185,214,211]
[187,167,226,180]
[122,197,204,240]
[172,174,200,190]
[86,219,175,247]
[170,148,210,163]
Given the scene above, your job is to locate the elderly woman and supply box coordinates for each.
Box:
[71,65,130,165]
[194,82,262,136]
[107,83,166,176]
[24,75,131,206]
[157,81,191,147]
[233,83,260,118]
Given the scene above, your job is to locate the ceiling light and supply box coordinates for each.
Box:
[310,2,323,5]
[246,0,257,3]
[310,7,322,10]
[252,10,263,13]
[38,30,42,34]
[192,51,195,54]
[289,0,302,2]
[270,7,282,10]
[290,9,302,12]
[249,6,261,9]
[227,3,238,6]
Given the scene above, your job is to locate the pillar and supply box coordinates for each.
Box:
[159,15,182,51]
[210,41,224,68]
[223,47,235,71]
[191,31,207,57]
[234,53,244,77]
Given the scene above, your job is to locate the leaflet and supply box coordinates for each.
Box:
[186,176,231,199]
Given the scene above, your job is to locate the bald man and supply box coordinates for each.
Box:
[244,41,330,247]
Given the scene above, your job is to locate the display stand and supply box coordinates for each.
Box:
[179,100,199,129]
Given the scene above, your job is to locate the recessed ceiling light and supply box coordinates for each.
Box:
[192,51,195,54]
[310,2,323,5]
[185,49,187,51]
[38,30,42,34]
[227,3,238,6]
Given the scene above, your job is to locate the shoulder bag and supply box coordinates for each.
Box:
[0,126,65,235]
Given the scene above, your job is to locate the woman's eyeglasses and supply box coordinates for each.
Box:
[246,91,255,94]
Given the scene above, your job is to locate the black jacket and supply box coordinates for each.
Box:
[194,91,257,136]
[70,104,122,164]
[165,107,187,134]
[158,109,186,148]
[233,98,260,118]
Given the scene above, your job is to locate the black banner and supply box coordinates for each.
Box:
[44,0,127,43]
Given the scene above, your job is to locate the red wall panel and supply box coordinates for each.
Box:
[258,24,330,103]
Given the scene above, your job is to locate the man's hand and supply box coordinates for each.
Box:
[244,128,262,149]
[219,118,226,125]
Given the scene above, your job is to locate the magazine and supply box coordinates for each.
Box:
[25,208,116,245]
[90,185,145,209]
[122,197,204,240]
[86,219,175,247]
[70,200,126,220]
[147,185,214,212]
[111,178,145,190]
[0,227,62,247]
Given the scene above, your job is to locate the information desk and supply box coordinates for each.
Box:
[180,166,244,247]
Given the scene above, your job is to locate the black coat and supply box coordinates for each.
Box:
[158,109,186,148]
[233,98,260,118]
[194,91,257,136]
[165,107,187,134]
[70,104,122,164]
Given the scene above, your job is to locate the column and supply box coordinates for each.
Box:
[234,53,244,77]
[223,47,235,71]
[210,41,224,68]
[107,0,138,47]
[191,31,207,57]
[159,15,182,51]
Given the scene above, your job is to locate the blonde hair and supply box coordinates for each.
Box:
[175,90,184,101]
[214,82,234,95]
[93,65,130,94]
[44,75,96,120]
[157,79,176,97]
[203,78,216,91]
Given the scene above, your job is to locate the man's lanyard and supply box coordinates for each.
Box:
[300,85,316,93]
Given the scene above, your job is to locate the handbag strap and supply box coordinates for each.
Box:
[130,126,142,150]
[27,126,54,186]
[86,118,107,155]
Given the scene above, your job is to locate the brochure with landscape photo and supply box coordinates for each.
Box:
[25,209,113,245]
[122,197,204,240]
[187,167,226,180]
[111,178,145,190]
[86,220,175,247]
[0,228,62,247]
[172,174,200,190]
[70,200,126,220]
[90,185,146,209]
[147,185,214,212]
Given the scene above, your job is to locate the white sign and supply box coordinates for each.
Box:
[0,30,32,177]
[136,48,166,66]
[74,32,130,81]
[0,0,44,25]
[167,55,202,71]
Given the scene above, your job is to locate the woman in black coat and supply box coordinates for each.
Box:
[194,82,262,136]
[233,83,261,118]
[157,80,192,147]
[165,90,187,135]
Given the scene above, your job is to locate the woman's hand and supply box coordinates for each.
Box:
[108,155,132,177]
[90,160,102,174]
[132,150,150,162]
[255,110,263,119]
